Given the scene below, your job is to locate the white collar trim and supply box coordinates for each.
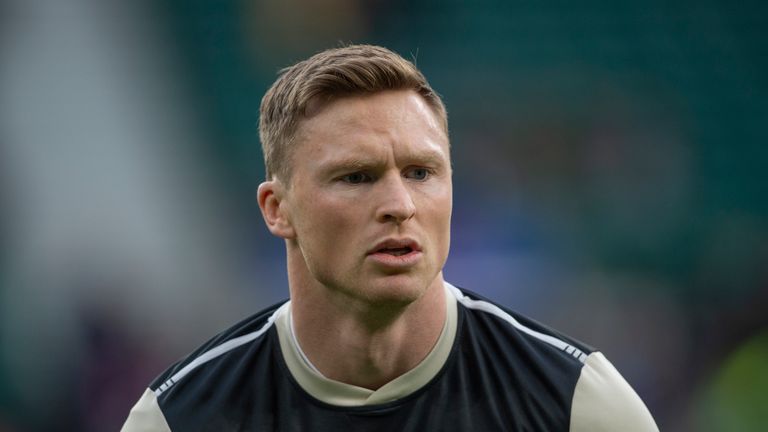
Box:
[275,281,459,406]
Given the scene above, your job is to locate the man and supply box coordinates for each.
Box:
[122,44,658,431]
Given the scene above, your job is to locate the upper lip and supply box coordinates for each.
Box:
[368,238,422,254]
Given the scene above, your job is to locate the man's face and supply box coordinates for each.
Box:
[281,90,452,305]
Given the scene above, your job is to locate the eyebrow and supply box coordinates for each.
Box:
[318,157,381,177]
[320,148,449,175]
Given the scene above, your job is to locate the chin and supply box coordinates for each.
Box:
[356,274,435,307]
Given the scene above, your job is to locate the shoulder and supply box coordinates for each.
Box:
[450,285,593,363]
[570,352,658,431]
[448,285,590,429]
[151,300,286,398]
[448,284,657,431]
[121,300,288,432]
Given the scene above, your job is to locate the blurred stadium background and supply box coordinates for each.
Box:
[1,0,766,430]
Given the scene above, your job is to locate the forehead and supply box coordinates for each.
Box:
[292,90,449,164]
[305,90,443,130]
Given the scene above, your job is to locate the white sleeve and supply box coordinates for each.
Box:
[570,352,659,432]
[121,388,173,432]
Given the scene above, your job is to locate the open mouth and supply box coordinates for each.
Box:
[368,238,421,259]
[378,247,413,256]
[367,239,421,266]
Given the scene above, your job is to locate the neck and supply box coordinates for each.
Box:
[287,251,447,390]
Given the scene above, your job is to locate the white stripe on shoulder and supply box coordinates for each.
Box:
[445,282,587,363]
[154,303,286,397]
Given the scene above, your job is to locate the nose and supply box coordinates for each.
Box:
[376,174,416,224]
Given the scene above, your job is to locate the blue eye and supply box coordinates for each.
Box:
[341,172,372,184]
[405,168,430,180]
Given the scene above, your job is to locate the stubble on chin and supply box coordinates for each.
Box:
[336,270,440,312]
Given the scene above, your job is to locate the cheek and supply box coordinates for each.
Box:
[296,199,358,248]
[295,199,365,281]
[425,183,452,222]
[429,188,453,251]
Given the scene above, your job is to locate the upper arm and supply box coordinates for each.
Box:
[570,352,659,432]
[121,388,173,432]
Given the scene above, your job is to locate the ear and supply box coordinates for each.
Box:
[257,180,296,239]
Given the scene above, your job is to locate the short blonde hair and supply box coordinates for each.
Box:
[259,44,448,182]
